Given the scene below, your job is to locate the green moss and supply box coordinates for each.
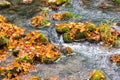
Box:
[115,0,120,4]
[39,33,48,43]
[16,56,32,63]
[41,20,51,27]
[99,24,111,41]
[90,69,106,80]
[13,35,25,40]
[62,12,73,20]
[0,36,9,46]
[62,46,72,55]
[56,26,70,33]
[75,31,86,40]
[63,32,73,43]
[112,39,120,47]
[85,22,96,32]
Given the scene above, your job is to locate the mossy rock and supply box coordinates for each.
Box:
[62,46,72,55]
[31,16,51,28]
[86,34,100,43]
[41,20,51,27]
[62,12,73,20]
[42,51,61,64]
[63,32,73,43]
[85,22,96,32]
[112,39,120,47]
[89,69,106,80]
[16,56,32,63]
[56,25,70,33]
[75,31,86,40]
[39,33,48,43]
[13,35,26,40]
[115,0,120,4]
[0,36,9,47]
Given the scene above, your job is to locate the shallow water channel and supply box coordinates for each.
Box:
[1,0,120,80]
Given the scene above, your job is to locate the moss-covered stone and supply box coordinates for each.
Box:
[61,12,73,20]
[112,39,120,47]
[86,32,101,43]
[63,32,73,43]
[89,69,106,80]
[53,12,73,21]
[85,22,96,32]
[0,36,9,47]
[31,16,51,28]
[39,33,48,43]
[75,31,86,40]
[115,0,120,4]
[56,24,70,33]
[62,46,72,55]
[16,56,32,63]
[41,50,61,64]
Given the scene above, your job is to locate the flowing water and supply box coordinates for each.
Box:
[1,0,120,80]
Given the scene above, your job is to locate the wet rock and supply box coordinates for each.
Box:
[53,12,73,21]
[89,69,106,80]
[0,0,11,7]
[61,46,73,55]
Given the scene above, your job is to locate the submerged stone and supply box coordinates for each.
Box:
[61,46,73,55]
